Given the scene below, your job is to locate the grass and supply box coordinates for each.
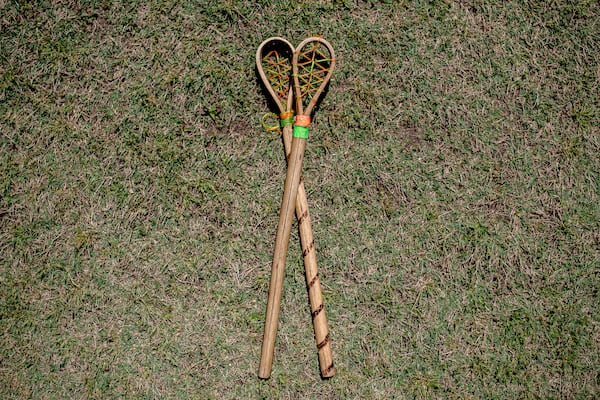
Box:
[1,0,599,398]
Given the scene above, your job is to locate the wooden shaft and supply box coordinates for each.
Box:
[259,135,307,379]
[296,184,335,377]
[280,124,334,378]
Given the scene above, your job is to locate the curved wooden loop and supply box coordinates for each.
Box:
[293,37,336,117]
[256,37,295,114]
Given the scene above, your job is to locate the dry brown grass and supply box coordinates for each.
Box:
[1,1,599,399]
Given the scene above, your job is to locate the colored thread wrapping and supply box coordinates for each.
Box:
[293,125,309,139]
[295,115,311,127]
[280,111,294,128]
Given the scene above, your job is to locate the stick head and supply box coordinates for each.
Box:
[293,37,336,117]
[256,37,295,114]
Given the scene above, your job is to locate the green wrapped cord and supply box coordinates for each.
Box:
[293,125,309,139]
[280,115,294,128]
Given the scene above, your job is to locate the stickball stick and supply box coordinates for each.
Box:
[256,37,295,379]
[291,37,336,378]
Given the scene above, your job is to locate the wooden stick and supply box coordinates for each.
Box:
[291,37,336,378]
[281,123,335,378]
[256,37,296,379]
[259,133,306,378]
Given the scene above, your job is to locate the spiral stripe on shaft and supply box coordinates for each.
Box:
[307,273,319,289]
[311,303,324,318]
[302,240,315,257]
[317,334,330,350]
[298,209,309,225]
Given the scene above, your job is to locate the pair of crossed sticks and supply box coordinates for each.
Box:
[256,37,336,379]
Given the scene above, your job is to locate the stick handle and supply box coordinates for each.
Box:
[280,124,335,378]
[259,135,307,379]
[296,185,335,377]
